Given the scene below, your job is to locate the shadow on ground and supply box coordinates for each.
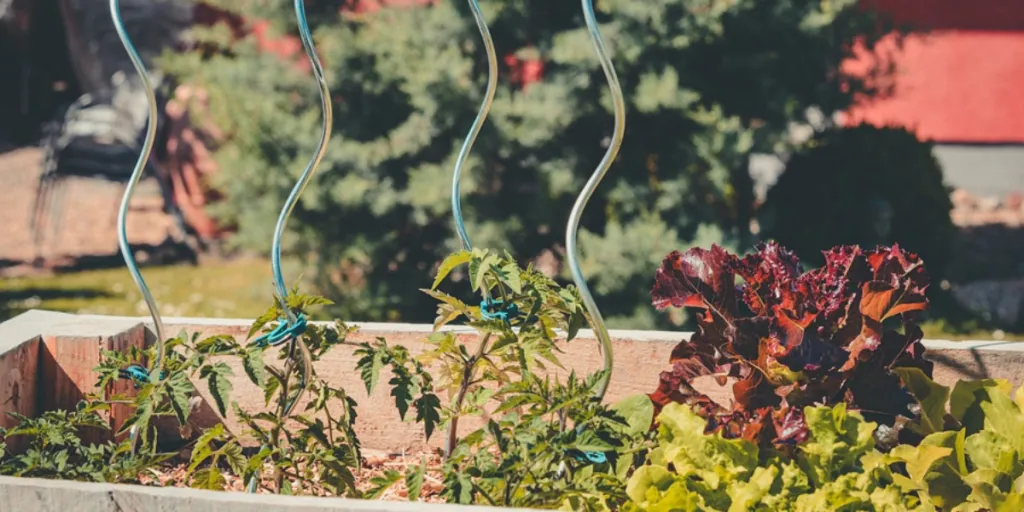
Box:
[0,287,114,322]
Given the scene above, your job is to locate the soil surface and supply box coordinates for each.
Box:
[138,449,446,501]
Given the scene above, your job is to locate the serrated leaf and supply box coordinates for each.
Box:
[167,371,194,426]
[500,262,523,294]
[421,288,469,309]
[433,250,471,290]
[247,308,279,340]
[263,372,281,406]
[286,293,334,310]
[471,253,501,292]
[201,363,234,417]
[243,345,266,387]
[356,345,385,394]
[389,372,416,419]
[494,393,535,414]
[566,308,585,341]
[414,393,442,440]
[192,467,227,491]
[571,429,616,453]
[405,456,427,502]
[195,335,239,354]
[365,469,403,499]
[222,441,246,476]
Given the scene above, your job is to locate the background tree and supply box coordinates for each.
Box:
[160,0,899,327]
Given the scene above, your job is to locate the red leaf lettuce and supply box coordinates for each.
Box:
[649,242,932,450]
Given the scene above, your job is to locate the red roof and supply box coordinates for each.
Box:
[844,0,1024,143]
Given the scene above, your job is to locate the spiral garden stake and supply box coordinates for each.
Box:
[451,0,498,254]
[109,0,166,452]
[442,0,500,458]
[452,1,509,318]
[567,0,626,401]
[245,0,333,493]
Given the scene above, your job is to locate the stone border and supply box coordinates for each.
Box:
[0,476,516,512]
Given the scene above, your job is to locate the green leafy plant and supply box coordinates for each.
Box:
[364,248,655,509]
[439,372,653,510]
[625,402,929,511]
[1,327,230,483]
[0,404,172,482]
[94,331,215,446]
[186,293,375,495]
[891,371,1024,511]
[419,248,590,454]
[649,242,934,450]
[1,293,380,497]
[628,375,1024,511]
[354,337,441,441]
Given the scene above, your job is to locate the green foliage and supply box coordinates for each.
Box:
[421,248,587,449]
[892,374,1024,511]
[94,330,217,444]
[627,376,1024,511]
[442,373,652,511]
[763,124,956,280]
[186,424,246,490]
[354,337,441,438]
[0,404,171,482]
[625,402,928,511]
[158,0,900,328]
[208,293,367,495]
[366,248,654,508]
[1,293,369,497]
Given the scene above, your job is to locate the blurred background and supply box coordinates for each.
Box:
[1,0,1021,339]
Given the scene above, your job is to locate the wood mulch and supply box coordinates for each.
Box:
[137,448,447,501]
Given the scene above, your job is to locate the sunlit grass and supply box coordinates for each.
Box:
[921,318,1024,342]
[1,258,274,321]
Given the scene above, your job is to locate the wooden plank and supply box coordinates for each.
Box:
[0,337,40,453]
[38,325,146,444]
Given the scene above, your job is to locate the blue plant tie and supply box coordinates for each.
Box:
[118,364,166,389]
[576,450,608,464]
[480,299,519,323]
[572,425,608,464]
[252,313,308,347]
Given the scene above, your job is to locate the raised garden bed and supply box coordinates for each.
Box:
[2,308,1023,509]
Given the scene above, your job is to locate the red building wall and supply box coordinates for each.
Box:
[844,0,1024,143]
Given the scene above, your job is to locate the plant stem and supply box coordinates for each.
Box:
[270,344,298,491]
[445,332,492,458]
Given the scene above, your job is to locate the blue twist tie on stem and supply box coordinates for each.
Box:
[576,450,608,464]
[252,313,308,347]
[571,425,608,465]
[118,364,166,389]
[480,299,519,323]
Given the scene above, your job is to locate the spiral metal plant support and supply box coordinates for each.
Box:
[245,0,332,493]
[440,0,501,458]
[451,0,498,254]
[109,0,166,450]
[567,0,626,401]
